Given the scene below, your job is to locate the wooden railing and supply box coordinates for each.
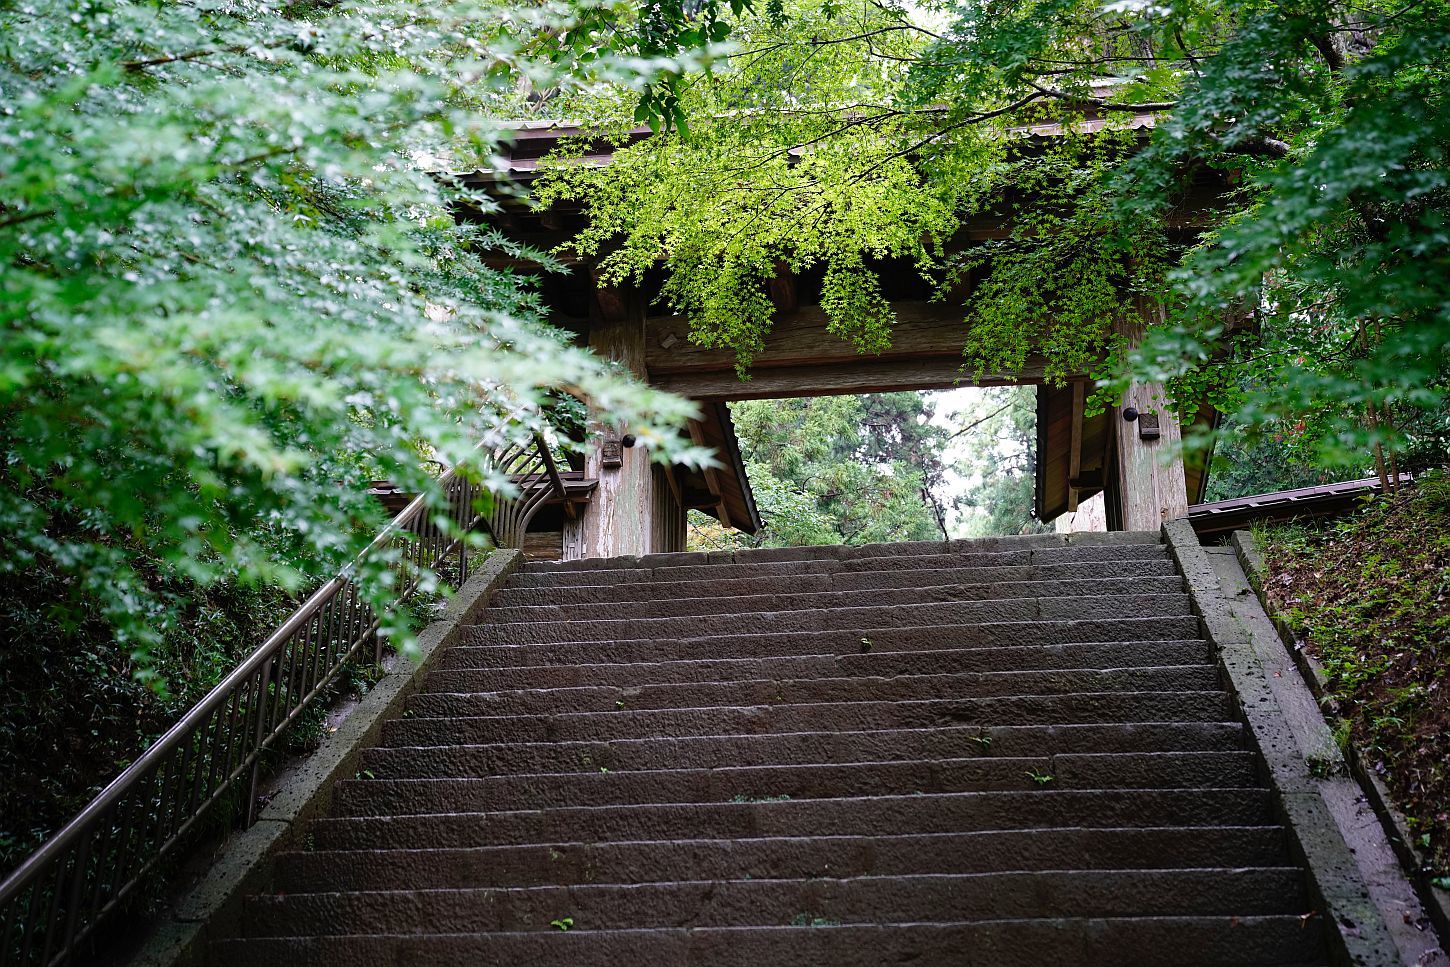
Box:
[0,434,564,967]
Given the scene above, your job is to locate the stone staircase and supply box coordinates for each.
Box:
[215,534,1330,965]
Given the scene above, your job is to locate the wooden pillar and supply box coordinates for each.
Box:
[578,283,653,559]
[1114,304,1189,531]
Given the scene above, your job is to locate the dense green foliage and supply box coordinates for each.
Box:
[1203,417,1360,501]
[0,569,295,872]
[0,0,711,692]
[688,389,1054,549]
[692,393,951,547]
[0,0,722,876]
[536,0,1450,474]
[1260,474,1450,875]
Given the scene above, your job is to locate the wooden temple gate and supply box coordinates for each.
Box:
[472,123,1223,560]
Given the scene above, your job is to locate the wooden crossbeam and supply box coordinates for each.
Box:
[646,302,1073,400]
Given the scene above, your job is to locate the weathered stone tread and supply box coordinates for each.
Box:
[306,788,1277,851]
[214,917,1326,967]
[359,722,1248,777]
[274,826,1288,892]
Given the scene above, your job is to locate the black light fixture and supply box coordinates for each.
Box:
[1121,406,1140,423]
[621,434,638,448]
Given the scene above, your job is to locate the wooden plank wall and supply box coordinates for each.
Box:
[524,530,564,562]
[650,464,687,554]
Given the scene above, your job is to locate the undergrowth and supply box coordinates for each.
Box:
[0,544,462,881]
[1258,471,1450,875]
[0,563,296,877]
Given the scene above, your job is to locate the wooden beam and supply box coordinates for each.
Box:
[653,356,1061,401]
[644,301,1085,399]
[645,302,970,376]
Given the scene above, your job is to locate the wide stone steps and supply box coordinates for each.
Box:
[359,722,1249,778]
[429,638,1214,683]
[452,617,1204,667]
[505,541,1170,589]
[333,752,1260,815]
[215,534,1328,965]
[305,789,1278,852]
[244,868,1309,937]
[381,692,1237,747]
[522,533,1163,572]
[467,594,1194,645]
[492,559,1183,607]
[214,917,1327,967]
[485,576,1186,624]
[272,826,1288,892]
[407,665,1220,717]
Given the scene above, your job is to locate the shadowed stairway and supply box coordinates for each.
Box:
[213,533,1329,966]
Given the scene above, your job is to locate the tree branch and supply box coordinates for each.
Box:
[946,401,1013,440]
[122,44,254,71]
[0,208,54,231]
[847,92,1047,182]
[1223,135,1292,158]
[1306,32,1346,73]
[1027,81,1176,113]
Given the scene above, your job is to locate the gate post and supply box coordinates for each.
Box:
[1113,303,1189,530]
[577,282,653,558]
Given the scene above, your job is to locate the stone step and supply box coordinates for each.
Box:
[382,692,1236,748]
[360,723,1249,779]
[487,576,1186,624]
[430,639,1214,682]
[307,788,1275,851]
[246,869,1309,937]
[467,594,1195,645]
[492,560,1183,608]
[409,666,1221,718]
[332,752,1260,816]
[508,543,1170,588]
[453,617,1204,667]
[520,533,1163,575]
[214,916,1326,967]
[274,826,1288,893]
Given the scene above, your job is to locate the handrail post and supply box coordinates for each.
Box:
[244,655,273,828]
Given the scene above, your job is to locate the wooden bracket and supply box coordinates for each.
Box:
[686,418,732,528]
[600,436,623,468]
[589,267,630,323]
[767,261,798,317]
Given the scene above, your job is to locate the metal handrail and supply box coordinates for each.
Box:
[0,433,564,967]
